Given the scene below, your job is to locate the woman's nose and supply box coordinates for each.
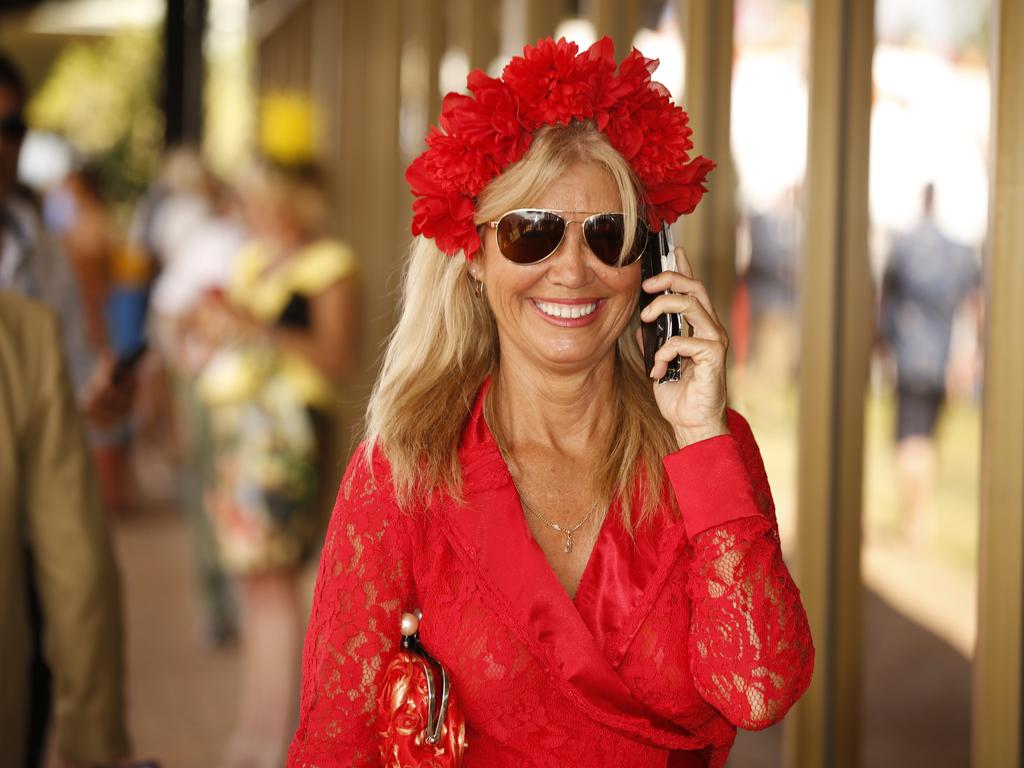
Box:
[547,221,590,286]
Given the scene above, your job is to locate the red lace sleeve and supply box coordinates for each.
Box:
[664,410,814,730]
[288,447,415,767]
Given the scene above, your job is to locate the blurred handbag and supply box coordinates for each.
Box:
[377,610,468,767]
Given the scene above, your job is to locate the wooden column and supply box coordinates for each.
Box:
[253,0,312,92]
[334,0,406,455]
[524,0,569,45]
[500,0,569,56]
[405,0,446,136]
[972,0,1024,764]
[583,0,641,59]
[311,0,344,231]
[449,0,500,71]
[676,0,736,329]
[787,1,874,767]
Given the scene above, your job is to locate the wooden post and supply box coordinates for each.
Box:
[583,0,641,59]
[449,0,500,71]
[500,0,569,55]
[311,0,344,231]
[972,0,1024,764]
[333,0,406,457]
[676,0,736,329]
[405,0,446,139]
[787,1,874,766]
[524,0,569,45]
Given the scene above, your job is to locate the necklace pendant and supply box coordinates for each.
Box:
[564,533,573,554]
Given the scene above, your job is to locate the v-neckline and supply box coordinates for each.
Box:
[438,379,703,750]
[458,378,684,654]
[476,376,615,604]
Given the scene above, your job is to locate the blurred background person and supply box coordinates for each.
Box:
[0,290,134,768]
[45,165,141,513]
[128,147,221,507]
[146,151,245,648]
[48,167,113,352]
[0,49,140,768]
[880,182,981,544]
[195,94,358,768]
[738,184,802,388]
[0,52,97,403]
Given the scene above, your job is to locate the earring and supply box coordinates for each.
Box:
[468,266,485,298]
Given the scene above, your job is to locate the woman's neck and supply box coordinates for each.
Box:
[491,354,618,455]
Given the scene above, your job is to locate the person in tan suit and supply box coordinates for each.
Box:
[0,290,130,768]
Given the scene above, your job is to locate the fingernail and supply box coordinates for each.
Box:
[640,307,651,320]
[642,278,655,288]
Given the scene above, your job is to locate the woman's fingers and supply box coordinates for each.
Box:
[676,246,695,279]
[648,334,727,379]
[640,292,724,341]
[641,269,721,325]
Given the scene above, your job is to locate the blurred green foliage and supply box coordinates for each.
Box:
[27,30,163,206]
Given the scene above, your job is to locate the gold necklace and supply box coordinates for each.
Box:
[515,487,597,554]
[489,394,599,554]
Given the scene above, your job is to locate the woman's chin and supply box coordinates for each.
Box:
[515,340,616,375]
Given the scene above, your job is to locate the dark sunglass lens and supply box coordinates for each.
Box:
[585,214,648,266]
[581,214,629,265]
[497,210,565,264]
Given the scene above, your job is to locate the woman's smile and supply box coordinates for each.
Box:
[529,297,604,326]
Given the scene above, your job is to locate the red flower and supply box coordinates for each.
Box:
[465,71,533,164]
[502,37,597,128]
[645,156,716,226]
[405,36,715,259]
[584,37,629,130]
[409,192,479,257]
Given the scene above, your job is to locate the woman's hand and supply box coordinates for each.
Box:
[195,293,270,344]
[639,247,730,449]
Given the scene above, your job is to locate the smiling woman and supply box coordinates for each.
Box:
[288,37,813,768]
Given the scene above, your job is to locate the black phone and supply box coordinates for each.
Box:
[111,342,148,386]
[638,224,688,383]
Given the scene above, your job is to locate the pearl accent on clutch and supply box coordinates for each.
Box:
[400,611,420,637]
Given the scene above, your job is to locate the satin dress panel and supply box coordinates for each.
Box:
[288,385,814,767]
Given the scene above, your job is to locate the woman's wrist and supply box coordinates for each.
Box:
[672,419,729,449]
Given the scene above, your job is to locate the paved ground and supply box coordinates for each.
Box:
[110,506,241,767]
[45,502,970,767]
[728,585,970,767]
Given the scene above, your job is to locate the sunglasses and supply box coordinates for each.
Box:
[485,209,647,266]
[0,113,26,141]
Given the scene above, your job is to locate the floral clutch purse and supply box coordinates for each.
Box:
[377,610,468,767]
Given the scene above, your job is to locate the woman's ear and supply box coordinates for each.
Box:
[468,262,484,282]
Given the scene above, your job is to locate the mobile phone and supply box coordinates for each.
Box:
[638,224,688,383]
[111,342,148,386]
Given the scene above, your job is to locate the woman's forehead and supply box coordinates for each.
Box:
[530,162,622,212]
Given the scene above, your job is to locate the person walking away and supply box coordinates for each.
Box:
[880,183,981,544]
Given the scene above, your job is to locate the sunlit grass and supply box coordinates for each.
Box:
[730,366,980,572]
[864,389,980,570]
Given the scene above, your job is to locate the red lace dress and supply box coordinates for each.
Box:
[288,387,814,767]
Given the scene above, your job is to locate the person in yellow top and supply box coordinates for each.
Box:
[196,159,358,768]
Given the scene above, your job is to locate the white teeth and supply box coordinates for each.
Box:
[535,300,598,319]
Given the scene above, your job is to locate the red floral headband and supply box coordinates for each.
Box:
[405,36,715,260]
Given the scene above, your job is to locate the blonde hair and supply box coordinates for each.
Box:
[244,160,330,237]
[365,122,678,530]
